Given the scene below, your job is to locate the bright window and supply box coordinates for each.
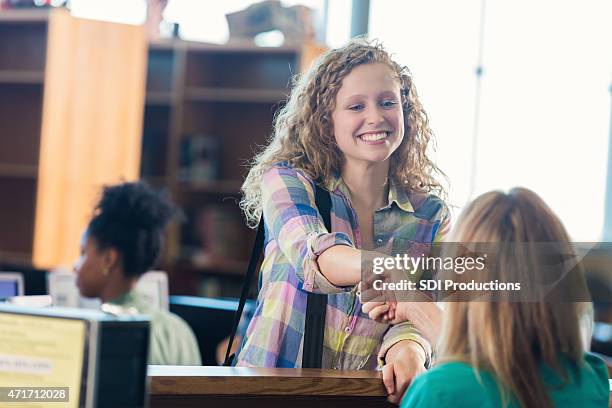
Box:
[370,0,611,240]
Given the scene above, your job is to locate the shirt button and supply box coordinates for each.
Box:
[344,326,351,333]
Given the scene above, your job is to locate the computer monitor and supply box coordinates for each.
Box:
[48,270,169,311]
[0,272,24,300]
[135,271,169,311]
[0,304,150,408]
[169,296,255,365]
[47,270,100,309]
[0,264,47,295]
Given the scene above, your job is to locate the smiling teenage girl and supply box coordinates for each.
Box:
[236,39,449,404]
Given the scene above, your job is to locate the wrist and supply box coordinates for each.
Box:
[386,340,427,367]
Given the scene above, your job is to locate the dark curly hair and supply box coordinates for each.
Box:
[87,182,174,278]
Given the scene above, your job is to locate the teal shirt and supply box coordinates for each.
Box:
[402,353,609,407]
[108,290,202,366]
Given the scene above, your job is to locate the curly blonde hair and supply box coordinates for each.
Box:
[241,38,446,227]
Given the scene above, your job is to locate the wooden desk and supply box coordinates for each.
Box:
[149,366,612,407]
[148,366,394,408]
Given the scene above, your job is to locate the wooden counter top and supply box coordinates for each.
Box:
[149,366,387,396]
[148,366,611,408]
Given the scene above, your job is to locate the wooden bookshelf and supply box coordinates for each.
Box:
[0,164,39,178]
[146,91,174,106]
[184,87,288,103]
[0,8,147,269]
[0,70,44,84]
[142,39,324,296]
[178,180,243,196]
[175,257,248,277]
[0,8,50,23]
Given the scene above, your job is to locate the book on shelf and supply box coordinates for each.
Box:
[180,205,248,269]
[198,276,222,298]
[179,134,219,185]
[141,129,167,178]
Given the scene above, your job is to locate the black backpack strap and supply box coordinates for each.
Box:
[302,185,331,369]
[223,219,265,366]
[225,183,332,367]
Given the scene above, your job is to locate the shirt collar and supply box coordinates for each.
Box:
[388,179,415,213]
[325,173,414,213]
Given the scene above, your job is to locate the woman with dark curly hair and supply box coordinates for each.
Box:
[236,38,449,403]
[74,182,201,366]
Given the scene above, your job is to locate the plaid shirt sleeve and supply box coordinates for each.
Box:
[378,203,451,367]
[261,165,356,294]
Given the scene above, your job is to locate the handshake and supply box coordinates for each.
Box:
[359,281,443,344]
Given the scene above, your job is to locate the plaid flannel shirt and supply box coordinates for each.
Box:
[235,163,449,369]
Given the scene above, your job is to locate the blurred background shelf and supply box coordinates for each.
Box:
[0,9,323,298]
[0,9,147,269]
[178,180,243,196]
[182,40,300,55]
[145,91,174,106]
[0,8,49,22]
[0,250,34,265]
[184,87,288,103]
[0,70,44,84]
[175,257,248,277]
[0,164,38,178]
[141,37,320,297]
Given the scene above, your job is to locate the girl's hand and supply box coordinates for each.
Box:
[362,299,443,344]
[362,301,404,324]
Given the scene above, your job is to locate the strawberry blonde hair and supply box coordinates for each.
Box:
[439,188,590,408]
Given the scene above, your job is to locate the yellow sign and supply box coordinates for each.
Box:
[0,313,86,408]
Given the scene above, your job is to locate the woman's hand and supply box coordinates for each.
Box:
[362,301,402,323]
[362,300,443,345]
[382,340,427,405]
